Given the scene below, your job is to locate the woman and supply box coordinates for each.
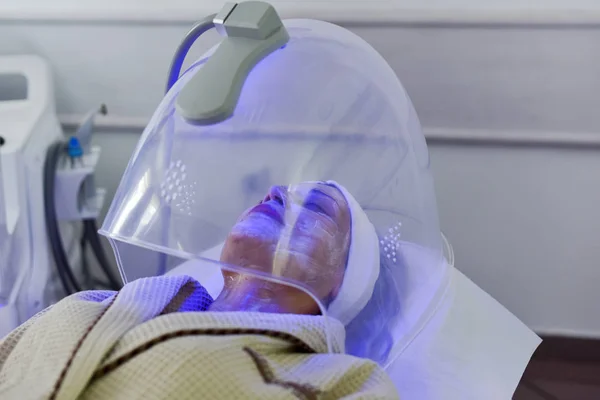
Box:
[0,182,398,399]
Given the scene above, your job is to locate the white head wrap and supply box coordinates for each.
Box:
[325,181,380,325]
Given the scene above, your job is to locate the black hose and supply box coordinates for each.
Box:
[80,229,92,289]
[43,141,82,295]
[83,219,122,290]
[80,226,115,290]
[44,139,122,294]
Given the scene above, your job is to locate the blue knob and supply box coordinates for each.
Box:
[68,136,83,158]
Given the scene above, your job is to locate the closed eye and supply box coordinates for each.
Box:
[305,202,327,215]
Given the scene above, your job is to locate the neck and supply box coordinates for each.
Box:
[208,278,321,315]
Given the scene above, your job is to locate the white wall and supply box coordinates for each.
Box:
[2,4,600,337]
[3,0,600,22]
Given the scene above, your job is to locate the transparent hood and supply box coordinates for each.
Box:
[100,19,448,366]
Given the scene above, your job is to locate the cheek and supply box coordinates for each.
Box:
[287,220,332,260]
[310,220,346,266]
[222,222,280,270]
[287,219,344,274]
[290,213,337,243]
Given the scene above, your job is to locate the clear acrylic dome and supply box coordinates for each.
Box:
[100,18,450,366]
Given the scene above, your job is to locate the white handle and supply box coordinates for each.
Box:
[0,56,54,234]
[0,157,5,234]
[0,55,53,110]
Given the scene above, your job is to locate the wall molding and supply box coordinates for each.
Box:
[3,1,600,26]
[424,127,600,148]
[60,113,600,148]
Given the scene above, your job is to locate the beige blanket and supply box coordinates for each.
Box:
[0,275,398,399]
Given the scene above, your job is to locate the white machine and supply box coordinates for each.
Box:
[99,2,541,398]
[0,5,540,396]
[0,55,119,337]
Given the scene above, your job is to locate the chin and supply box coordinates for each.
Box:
[223,225,279,265]
[230,214,282,242]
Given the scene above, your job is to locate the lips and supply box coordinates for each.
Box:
[249,202,284,225]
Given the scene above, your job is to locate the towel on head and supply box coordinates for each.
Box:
[325,181,380,325]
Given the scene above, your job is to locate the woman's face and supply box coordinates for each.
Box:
[219,182,351,313]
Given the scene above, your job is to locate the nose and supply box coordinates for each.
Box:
[264,185,286,206]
